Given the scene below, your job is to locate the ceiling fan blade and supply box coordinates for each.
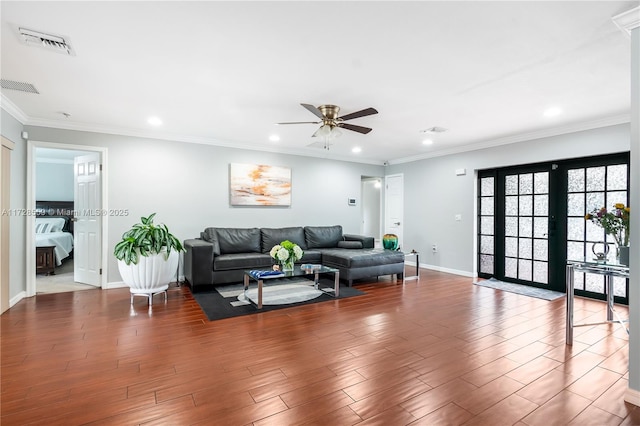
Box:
[339,123,373,134]
[338,107,378,121]
[301,103,325,119]
[276,121,319,125]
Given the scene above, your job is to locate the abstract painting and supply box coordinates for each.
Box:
[229,163,291,206]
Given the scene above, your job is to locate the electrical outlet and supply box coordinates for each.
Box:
[432,244,437,252]
[455,214,462,221]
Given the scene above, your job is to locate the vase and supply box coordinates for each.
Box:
[281,258,295,272]
[618,245,629,266]
[382,234,399,250]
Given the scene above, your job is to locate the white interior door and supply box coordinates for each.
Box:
[74,153,102,286]
[385,174,404,248]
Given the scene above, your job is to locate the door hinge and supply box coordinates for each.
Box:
[99,268,102,275]
[99,164,103,171]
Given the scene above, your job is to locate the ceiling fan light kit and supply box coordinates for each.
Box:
[278,103,378,139]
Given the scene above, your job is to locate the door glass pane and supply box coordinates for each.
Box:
[505,237,518,257]
[607,191,627,207]
[480,236,494,255]
[533,239,548,261]
[534,172,549,194]
[505,175,518,195]
[519,195,532,216]
[505,196,518,215]
[533,217,547,238]
[533,195,548,216]
[567,218,584,241]
[586,192,604,212]
[567,193,585,216]
[567,241,584,261]
[481,217,494,234]
[519,174,533,194]
[519,217,532,237]
[519,238,532,259]
[505,257,517,278]
[481,177,495,196]
[607,165,627,190]
[533,261,548,284]
[568,169,584,192]
[505,217,518,236]
[585,273,604,293]
[518,259,532,280]
[481,197,494,215]
[586,167,605,191]
[480,255,493,274]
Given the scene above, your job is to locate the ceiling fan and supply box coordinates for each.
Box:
[277,103,378,138]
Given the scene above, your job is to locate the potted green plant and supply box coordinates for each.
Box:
[114,213,184,305]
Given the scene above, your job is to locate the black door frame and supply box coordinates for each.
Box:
[478,152,630,304]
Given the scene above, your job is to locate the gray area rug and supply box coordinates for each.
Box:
[474,278,565,301]
[216,280,324,306]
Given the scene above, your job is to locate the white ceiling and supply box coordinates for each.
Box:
[1,1,637,165]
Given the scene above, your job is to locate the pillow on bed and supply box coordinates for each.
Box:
[35,217,66,233]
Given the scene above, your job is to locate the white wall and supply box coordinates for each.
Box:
[35,162,74,201]
[388,123,631,276]
[22,126,384,285]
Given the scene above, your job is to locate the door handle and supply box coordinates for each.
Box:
[394,222,401,226]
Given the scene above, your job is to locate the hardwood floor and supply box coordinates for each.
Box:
[1,269,638,425]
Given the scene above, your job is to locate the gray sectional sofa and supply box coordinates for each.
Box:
[183,225,405,292]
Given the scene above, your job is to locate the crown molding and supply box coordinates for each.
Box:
[24,117,385,166]
[612,6,640,35]
[387,114,631,165]
[0,94,28,123]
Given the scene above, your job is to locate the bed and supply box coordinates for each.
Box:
[35,201,75,272]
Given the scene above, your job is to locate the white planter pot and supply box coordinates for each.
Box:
[118,250,179,305]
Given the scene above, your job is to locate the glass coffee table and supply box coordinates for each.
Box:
[243,265,340,309]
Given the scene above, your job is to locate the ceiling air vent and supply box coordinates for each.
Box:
[0,79,39,94]
[420,126,448,134]
[19,27,74,55]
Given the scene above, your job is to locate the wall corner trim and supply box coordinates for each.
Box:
[625,386,640,407]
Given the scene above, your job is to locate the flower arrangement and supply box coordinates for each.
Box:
[585,203,630,247]
[269,240,304,271]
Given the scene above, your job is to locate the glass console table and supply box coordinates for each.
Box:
[566,258,629,345]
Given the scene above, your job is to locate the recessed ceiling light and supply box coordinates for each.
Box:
[269,134,280,142]
[422,139,434,145]
[147,116,162,126]
[352,147,362,153]
[543,107,563,117]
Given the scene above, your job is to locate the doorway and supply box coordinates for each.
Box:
[478,152,630,304]
[27,141,108,297]
[361,176,383,245]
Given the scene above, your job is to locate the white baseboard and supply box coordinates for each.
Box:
[625,386,640,407]
[9,291,26,307]
[104,281,128,290]
[421,263,474,277]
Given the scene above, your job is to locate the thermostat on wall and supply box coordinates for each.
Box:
[348,198,357,206]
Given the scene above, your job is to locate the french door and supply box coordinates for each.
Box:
[478,153,629,304]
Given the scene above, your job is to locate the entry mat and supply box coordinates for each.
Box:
[474,278,564,301]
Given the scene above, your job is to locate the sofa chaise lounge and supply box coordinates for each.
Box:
[184,225,405,292]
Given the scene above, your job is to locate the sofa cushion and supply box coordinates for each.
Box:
[215,228,261,254]
[304,225,343,249]
[337,240,363,249]
[261,227,307,253]
[321,248,405,268]
[213,253,272,271]
[202,228,221,255]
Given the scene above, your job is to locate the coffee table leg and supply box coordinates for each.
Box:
[334,271,339,297]
[258,278,263,309]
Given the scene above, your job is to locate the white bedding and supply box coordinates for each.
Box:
[36,231,74,266]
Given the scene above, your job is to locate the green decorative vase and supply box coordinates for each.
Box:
[382,234,399,250]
